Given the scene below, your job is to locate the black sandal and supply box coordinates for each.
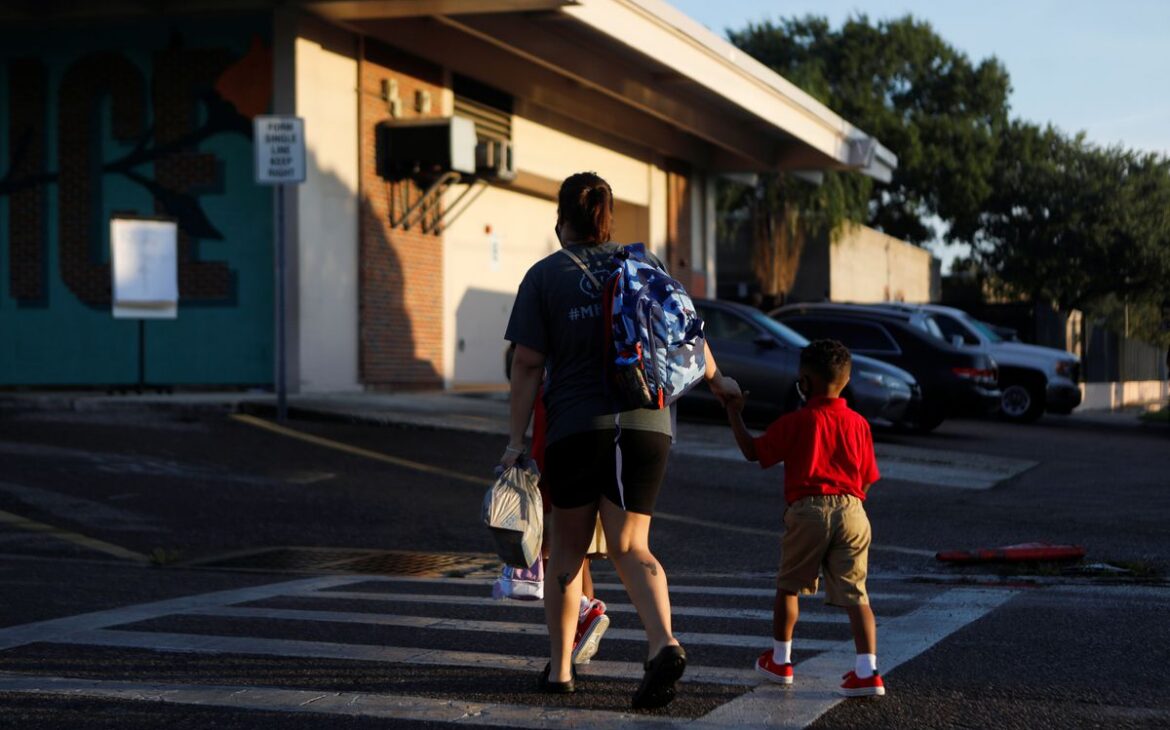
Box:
[632,644,687,709]
[537,662,577,694]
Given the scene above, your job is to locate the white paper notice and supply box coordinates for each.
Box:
[110,218,179,319]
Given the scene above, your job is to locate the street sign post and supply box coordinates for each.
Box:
[254,115,306,422]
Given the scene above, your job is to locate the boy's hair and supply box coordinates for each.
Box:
[800,339,852,383]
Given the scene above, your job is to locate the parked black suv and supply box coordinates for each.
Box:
[771,303,1002,431]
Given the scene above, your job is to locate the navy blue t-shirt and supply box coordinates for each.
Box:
[505,243,672,446]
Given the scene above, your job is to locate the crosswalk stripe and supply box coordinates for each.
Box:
[0,674,680,728]
[185,606,842,651]
[594,583,915,601]
[64,629,761,686]
[302,589,846,623]
[0,575,363,652]
[306,574,916,601]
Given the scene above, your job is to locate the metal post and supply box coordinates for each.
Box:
[137,319,146,394]
[276,184,288,422]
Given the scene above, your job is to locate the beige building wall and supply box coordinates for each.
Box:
[443,114,686,387]
[442,187,560,389]
[829,224,934,303]
[294,19,361,392]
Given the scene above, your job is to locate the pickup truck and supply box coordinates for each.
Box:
[871,303,1081,423]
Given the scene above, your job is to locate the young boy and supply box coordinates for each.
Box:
[724,339,885,697]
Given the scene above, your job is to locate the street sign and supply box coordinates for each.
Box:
[254,115,305,185]
[253,115,306,422]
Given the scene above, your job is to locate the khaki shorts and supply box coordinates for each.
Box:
[777,495,871,607]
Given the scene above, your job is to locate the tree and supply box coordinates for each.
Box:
[728,15,1012,245]
[974,121,1170,344]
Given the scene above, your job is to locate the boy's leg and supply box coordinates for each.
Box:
[773,591,799,642]
[582,559,594,601]
[845,603,877,656]
[759,499,828,683]
[824,497,884,696]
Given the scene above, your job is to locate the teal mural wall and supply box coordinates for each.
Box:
[0,16,274,385]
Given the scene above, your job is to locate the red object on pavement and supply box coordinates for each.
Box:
[935,542,1085,564]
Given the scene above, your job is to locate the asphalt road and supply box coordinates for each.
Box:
[0,407,1166,728]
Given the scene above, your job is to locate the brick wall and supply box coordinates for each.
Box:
[358,39,445,389]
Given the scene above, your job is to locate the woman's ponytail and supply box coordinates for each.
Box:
[557,172,614,245]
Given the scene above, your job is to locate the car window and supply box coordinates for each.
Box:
[698,307,759,343]
[780,317,833,341]
[781,318,899,353]
[921,316,946,340]
[966,316,1005,343]
[744,309,809,347]
[934,314,980,346]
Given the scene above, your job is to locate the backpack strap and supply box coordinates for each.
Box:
[558,247,602,291]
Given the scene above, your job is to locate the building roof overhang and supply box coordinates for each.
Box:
[308,0,897,180]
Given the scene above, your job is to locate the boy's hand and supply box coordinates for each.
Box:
[724,388,746,413]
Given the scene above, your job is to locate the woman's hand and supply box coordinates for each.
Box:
[707,374,742,407]
[499,443,525,470]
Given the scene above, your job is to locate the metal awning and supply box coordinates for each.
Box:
[308,0,896,180]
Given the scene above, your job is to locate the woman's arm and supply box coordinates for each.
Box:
[703,340,741,406]
[500,344,546,469]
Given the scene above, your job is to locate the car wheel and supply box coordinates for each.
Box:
[1000,381,1045,423]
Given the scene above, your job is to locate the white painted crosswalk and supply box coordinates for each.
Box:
[0,572,1016,728]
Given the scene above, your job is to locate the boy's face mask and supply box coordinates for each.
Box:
[795,375,810,403]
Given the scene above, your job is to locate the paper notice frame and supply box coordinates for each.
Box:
[110,215,179,320]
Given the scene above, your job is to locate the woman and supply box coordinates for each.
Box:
[500,172,740,709]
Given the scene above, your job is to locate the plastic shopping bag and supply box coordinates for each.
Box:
[482,461,543,568]
[492,557,544,601]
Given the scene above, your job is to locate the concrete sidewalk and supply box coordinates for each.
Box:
[0,387,1160,433]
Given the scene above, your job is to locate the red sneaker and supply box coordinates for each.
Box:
[839,670,885,697]
[572,599,609,665]
[754,650,793,685]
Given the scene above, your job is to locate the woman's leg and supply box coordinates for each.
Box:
[599,498,678,660]
[545,502,597,682]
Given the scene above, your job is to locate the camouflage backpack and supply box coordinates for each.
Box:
[561,244,706,409]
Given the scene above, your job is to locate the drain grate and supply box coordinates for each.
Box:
[182,547,499,578]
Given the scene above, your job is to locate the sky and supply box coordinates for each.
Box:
[667,0,1169,267]
[668,0,1170,156]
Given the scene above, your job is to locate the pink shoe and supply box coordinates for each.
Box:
[839,670,885,697]
[755,650,793,685]
[572,599,609,664]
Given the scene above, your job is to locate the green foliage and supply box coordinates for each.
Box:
[728,14,1011,244]
[975,120,1170,343]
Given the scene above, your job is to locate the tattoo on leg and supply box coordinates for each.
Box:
[557,572,570,594]
[640,560,658,577]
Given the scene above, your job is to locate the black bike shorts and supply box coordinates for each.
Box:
[542,428,671,516]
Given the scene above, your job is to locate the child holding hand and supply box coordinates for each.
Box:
[724,339,885,697]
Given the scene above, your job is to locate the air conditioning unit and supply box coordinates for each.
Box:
[476,138,516,182]
[375,116,477,182]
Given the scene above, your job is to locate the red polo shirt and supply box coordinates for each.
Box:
[754,396,880,505]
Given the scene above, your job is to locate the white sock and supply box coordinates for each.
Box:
[579,595,591,617]
[773,640,792,664]
[855,653,877,678]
